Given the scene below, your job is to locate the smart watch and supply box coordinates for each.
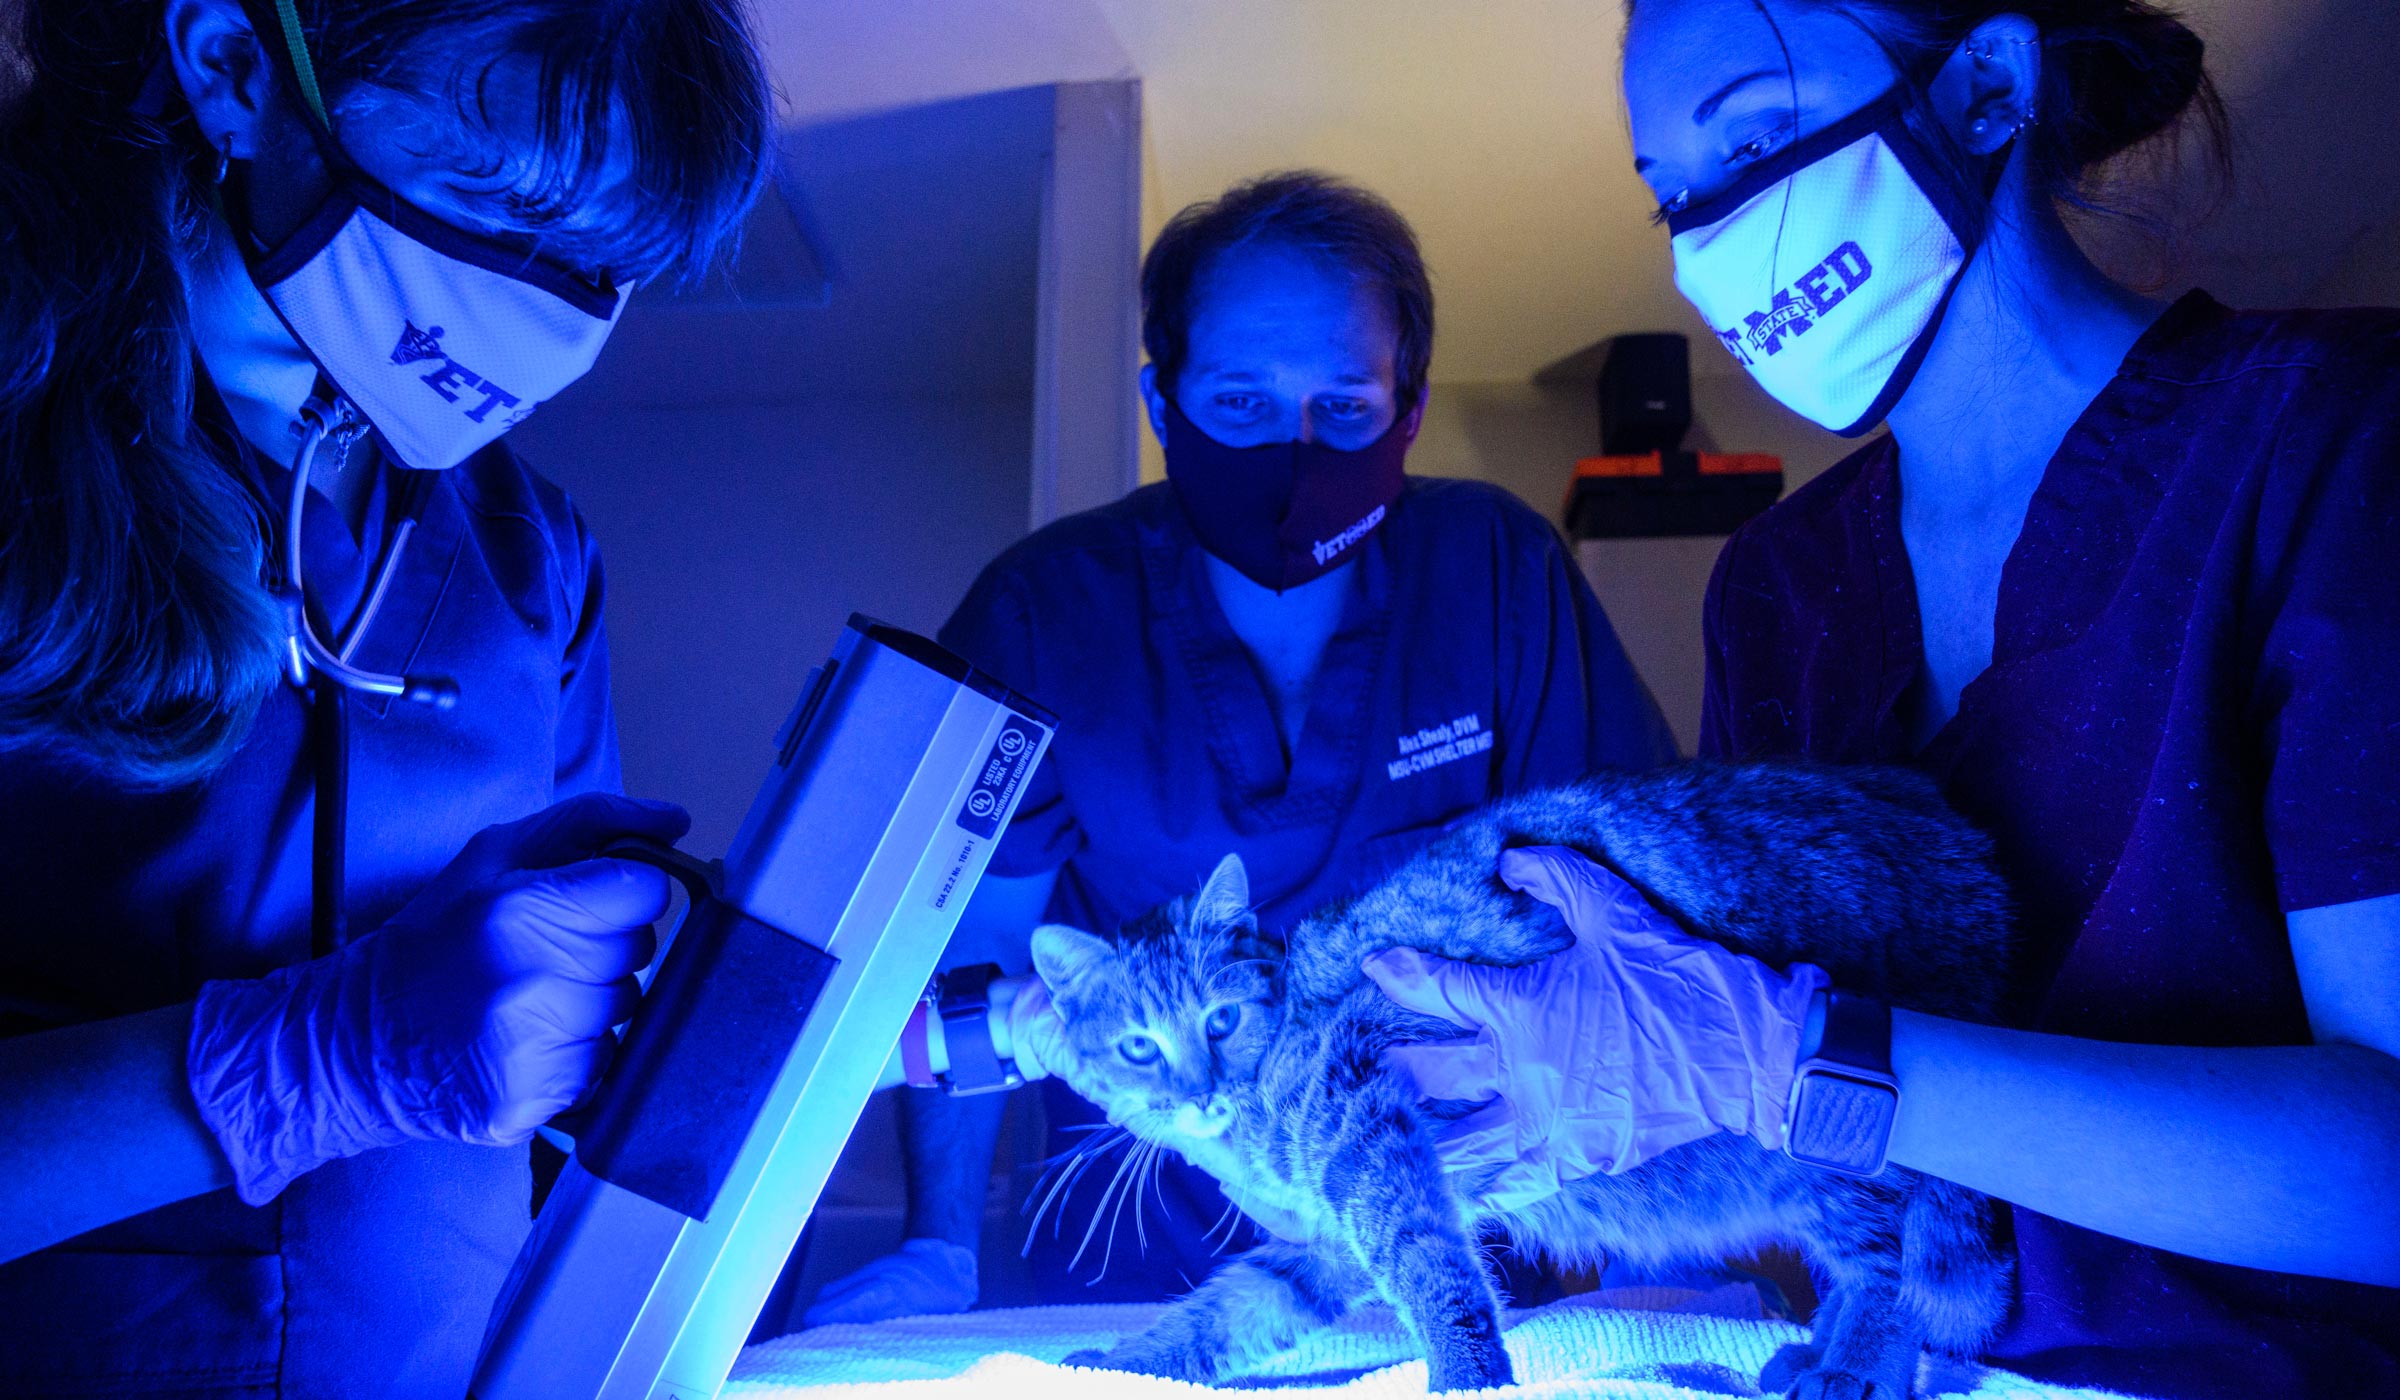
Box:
[1783,988,1900,1176]
[900,963,1024,1096]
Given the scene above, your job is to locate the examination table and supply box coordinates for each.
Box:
[726,1288,2160,1399]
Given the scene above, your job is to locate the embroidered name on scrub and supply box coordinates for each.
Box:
[1387,713,1493,781]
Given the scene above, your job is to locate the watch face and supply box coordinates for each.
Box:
[1787,1070,1898,1176]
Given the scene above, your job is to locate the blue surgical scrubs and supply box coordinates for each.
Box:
[0,423,622,1397]
[937,476,1674,1300]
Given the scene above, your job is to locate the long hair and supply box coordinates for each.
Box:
[0,0,771,786]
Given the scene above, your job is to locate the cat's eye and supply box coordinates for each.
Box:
[1118,1034,1161,1065]
[1204,1004,1241,1040]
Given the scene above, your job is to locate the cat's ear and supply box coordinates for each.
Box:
[1189,853,1255,936]
[1030,924,1113,992]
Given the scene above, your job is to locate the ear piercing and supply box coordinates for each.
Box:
[214,135,233,185]
[1968,36,2039,63]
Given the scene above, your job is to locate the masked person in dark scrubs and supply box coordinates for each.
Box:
[1362,4,2400,1398]
[0,2,767,1394]
[803,172,1677,1324]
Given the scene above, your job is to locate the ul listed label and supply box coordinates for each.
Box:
[956,715,1044,839]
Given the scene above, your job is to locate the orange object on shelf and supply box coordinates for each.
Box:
[1563,451,1784,512]
[1697,452,1781,476]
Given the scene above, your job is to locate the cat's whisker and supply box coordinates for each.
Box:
[1097,1141,1152,1281]
[1203,1196,1239,1254]
[1023,1127,1130,1254]
[1132,1141,1161,1257]
[1069,1137,1146,1274]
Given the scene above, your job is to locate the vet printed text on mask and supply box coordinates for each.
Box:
[1667,88,1987,436]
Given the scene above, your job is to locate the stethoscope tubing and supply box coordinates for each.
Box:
[280,395,454,955]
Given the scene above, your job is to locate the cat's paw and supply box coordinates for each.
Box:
[1062,1343,1215,1384]
[1759,1343,1823,1394]
[1425,1331,1513,1394]
[1781,1370,1905,1400]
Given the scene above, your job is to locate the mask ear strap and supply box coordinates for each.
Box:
[263,0,334,132]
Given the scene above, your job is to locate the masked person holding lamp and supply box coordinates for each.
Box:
[803,172,1677,1324]
[1366,2,2400,1396]
[0,1,768,1393]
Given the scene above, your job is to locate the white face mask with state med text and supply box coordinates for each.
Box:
[1665,86,1995,436]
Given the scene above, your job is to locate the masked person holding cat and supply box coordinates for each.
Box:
[0,1,769,1394]
[1367,2,2400,1397]
[803,172,1677,1324]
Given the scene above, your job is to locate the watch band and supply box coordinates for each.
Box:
[933,962,1022,1096]
[1816,987,1893,1076]
[1784,989,1900,1176]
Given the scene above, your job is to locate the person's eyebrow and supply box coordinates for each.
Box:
[1639,68,1787,173]
[1192,367,1262,383]
[1693,69,1784,125]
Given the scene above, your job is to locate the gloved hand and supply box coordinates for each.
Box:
[801,1237,978,1327]
[1362,845,1827,1210]
[188,792,689,1205]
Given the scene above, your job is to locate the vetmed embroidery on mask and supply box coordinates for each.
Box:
[1311,504,1388,567]
[1386,713,1493,782]
[1714,241,1874,368]
[388,322,524,425]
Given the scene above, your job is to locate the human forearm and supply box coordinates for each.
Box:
[1887,1009,2400,1285]
[0,1003,233,1263]
[898,1086,1008,1247]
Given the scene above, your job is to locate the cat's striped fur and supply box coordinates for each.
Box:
[1031,762,2017,1398]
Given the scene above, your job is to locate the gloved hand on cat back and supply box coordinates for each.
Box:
[1362,845,1829,1210]
[187,793,689,1205]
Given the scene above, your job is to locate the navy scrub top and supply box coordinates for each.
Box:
[0,432,623,1398]
[937,476,1675,1297]
[1701,293,2400,1399]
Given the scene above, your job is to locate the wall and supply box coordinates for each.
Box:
[511,85,1057,852]
[1412,368,1848,754]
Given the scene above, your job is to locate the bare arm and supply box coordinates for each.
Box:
[0,1003,234,1264]
[1886,891,2400,1285]
[898,866,1060,1245]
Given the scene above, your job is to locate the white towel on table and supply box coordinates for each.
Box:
[727,1290,2156,1399]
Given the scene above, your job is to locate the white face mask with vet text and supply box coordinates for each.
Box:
[1665,85,1999,436]
[219,0,627,471]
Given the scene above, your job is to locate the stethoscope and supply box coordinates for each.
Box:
[278,388,457,956]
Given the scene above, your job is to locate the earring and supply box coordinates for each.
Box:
[214,136,233,186]
[1971,118,1990,139]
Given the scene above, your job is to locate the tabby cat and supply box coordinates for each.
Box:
[1029,762,2017,1399]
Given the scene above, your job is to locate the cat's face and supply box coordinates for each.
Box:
[1029,854,1284,1149]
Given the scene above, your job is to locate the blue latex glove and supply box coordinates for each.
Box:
[188,792,688,1204]
[801,1237,979,1327]
[1363,845,1828,1209]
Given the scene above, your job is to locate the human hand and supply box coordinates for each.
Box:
[1362,845,1827,1210]
[1001,974,1068,1084]
[188,791,689,1204]
[800,1237,978,1327]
